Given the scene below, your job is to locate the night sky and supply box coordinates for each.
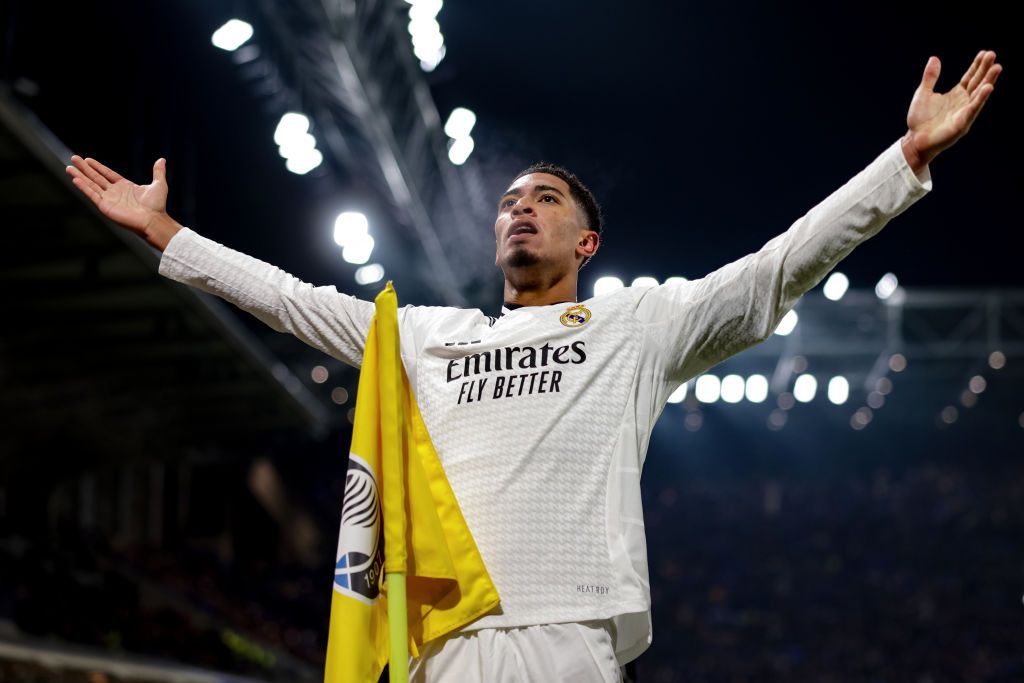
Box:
[11,0,1020,304]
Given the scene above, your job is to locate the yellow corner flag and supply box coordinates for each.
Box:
[324,282,500,683]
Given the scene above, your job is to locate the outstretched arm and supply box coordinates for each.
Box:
[637,50,1003,383]
[65,155,375,367]
[901,50,1002,174]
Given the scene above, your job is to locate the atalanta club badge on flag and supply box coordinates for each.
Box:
[335,454,384,604]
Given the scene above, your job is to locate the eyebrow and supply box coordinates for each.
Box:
[498,184,568,204]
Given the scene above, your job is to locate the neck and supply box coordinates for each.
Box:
[502,267,578,308]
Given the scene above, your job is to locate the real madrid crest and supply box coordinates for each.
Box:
[559,303,592,328]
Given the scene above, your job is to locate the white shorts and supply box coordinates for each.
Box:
[408,620,623,682]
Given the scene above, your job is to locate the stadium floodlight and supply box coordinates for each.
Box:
[342,233,375,265]
[408,16,441,38]
[407,0,446,70]
[211,19,254,52]
[277,132,317,160]
[663,276,688,286]
[447,136,474,165]
[284,148,322,175]
[631,276,659,288]
[593,276,624,297]
[355,263,385,286]
[744,374,769,403]
[408,0,443,19]
[274,113,311,146]
[695,375,721,403]
[410,22,444,53]
[334,212,369,247]
[720,375,745,403]
[667,383,687,404]
[444,107,477,140]
[793,374,817,402]
[773,310,798,336]
[827,376,849,404]
[875,272,899,300]
[823,272,849,301]
[418,44,447,72]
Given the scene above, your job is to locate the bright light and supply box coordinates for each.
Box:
[664,276,688,286]
[409,16,442,42]
[827,376,849,404]
[408,0,443,20]
[745,374,768,403]
[408,16,441,38]
[774,310,798,336]
[695,375,721,403]
[631,276,659,288]
[667,383,687,404]
[875,272,899,300]
[417,44,446,72]
[211,19,254,51]
[793,374,817,402]
[593,276,624,297]
[334,212,368,247]
[406,0,446,71]
[273,113,310,146]
[447,136,474,165]
[411,28,444,55]
[969,375,987,394]
[720,375,745,403]
[342,233,375,265]
[274,113,320,173]
[444,107,477,140]
[823,272,849,301]
[355,263,385,285]
[989,350,1006,370]
[416,43,446,71]
[285,148,322,175]
[277,132,317,159]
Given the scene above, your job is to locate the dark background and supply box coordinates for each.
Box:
[2,1,1021,681]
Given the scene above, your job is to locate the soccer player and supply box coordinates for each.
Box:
[67,51,1001,681]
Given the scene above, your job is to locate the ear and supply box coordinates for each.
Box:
[576,230,600,261]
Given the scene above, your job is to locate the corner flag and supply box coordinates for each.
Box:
[324,282,500,683]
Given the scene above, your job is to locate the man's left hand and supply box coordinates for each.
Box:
[901,50,1002,174]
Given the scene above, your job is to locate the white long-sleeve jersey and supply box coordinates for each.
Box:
[157,139,931,664]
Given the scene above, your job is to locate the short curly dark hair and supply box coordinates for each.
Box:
[513,162,603,269]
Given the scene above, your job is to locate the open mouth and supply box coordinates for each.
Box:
[508,220,538,239]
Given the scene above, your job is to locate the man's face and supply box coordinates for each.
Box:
[494,172,593,274]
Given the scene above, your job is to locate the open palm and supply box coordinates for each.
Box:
[907,50,1002,164]
[66,156,168,235]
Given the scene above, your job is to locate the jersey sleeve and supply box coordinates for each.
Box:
[635,137,933,383]
[157,227,375,367]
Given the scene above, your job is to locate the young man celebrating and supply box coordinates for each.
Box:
[67,51,1001,681]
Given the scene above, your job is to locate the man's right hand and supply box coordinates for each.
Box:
[66,155,182,251]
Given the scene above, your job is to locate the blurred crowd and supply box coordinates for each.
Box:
[638,461,1024,682]
[2,459,1022,682]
